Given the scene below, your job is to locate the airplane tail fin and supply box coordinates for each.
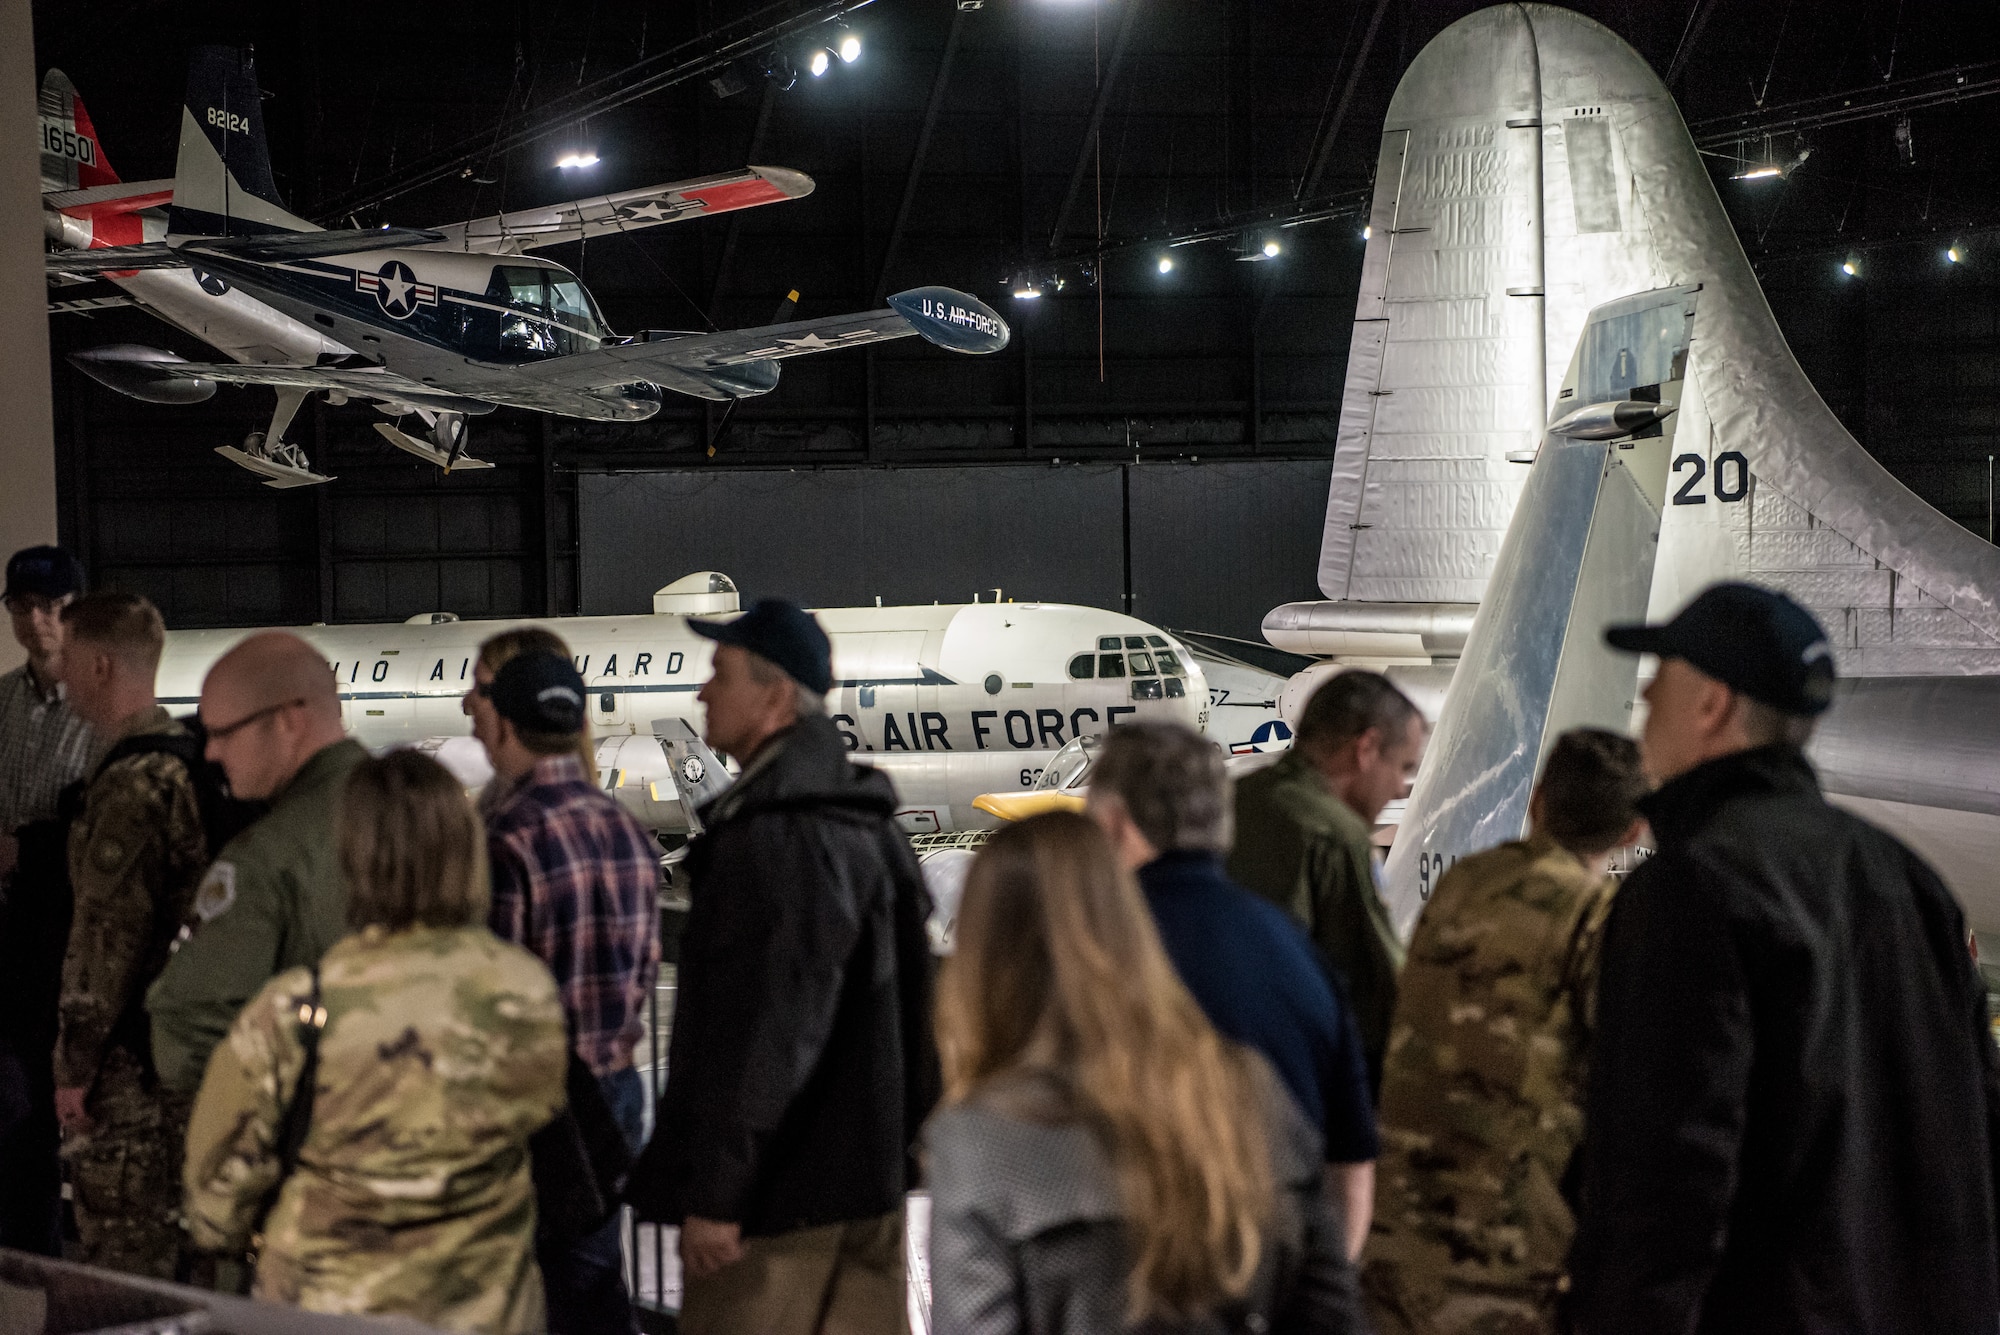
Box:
[168,46,315,238]
[40,69,120,192]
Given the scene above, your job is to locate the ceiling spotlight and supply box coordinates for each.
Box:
[555,152,599,169]
[1840,257,1859,278]
[1948,243,1964,264]
[1731,139,1811,182]
[1262,238,1282,258]
[838,32,862,63]
[1362,224,1372,240]
[1733,164,1782,181]
[1157,255,1174,274]
[809,49,831,77]
[1011,275,1043,299]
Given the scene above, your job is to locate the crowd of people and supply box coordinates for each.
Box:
[1,537,1998,1335]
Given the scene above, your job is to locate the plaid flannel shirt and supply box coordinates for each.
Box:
[0,662,94,836]
[486,753,661,1077]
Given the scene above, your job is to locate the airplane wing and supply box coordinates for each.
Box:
[46,226,445,277]
[425,167,814,256]
[67,346,492,413]
[512,286,1010,392]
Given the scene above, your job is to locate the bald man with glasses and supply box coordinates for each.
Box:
[147,632,366,1097]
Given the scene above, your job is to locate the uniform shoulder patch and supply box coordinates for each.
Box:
[194,861,237,922]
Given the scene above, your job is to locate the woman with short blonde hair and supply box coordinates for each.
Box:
[926,811,1364,1332]
[183,750,568,1334]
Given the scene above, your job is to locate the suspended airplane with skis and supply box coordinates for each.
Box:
[42,47,1008,487]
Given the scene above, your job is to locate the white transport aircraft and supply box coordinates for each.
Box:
[153,573,1210,837]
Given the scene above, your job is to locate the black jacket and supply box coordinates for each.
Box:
[1569,745,2000,1335]
[626,713,937,1236]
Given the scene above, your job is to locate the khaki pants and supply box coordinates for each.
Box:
[678,1212,905,1335]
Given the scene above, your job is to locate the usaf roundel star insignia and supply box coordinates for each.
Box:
[194,860,238,923]
[355,259,439,320]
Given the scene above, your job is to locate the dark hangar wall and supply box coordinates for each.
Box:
[577,460,1332,643]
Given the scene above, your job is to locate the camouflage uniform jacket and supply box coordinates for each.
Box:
[184,923,567,1335]
[56,706,207,1093]
[1362,833,1617,1334]
[1229,747,1404,1084]
[147,738,367,1095]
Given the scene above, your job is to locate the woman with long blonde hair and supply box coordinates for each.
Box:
[927,812,1363,1333]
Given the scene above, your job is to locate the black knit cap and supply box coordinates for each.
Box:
[689,598,833,694]
[489,649,588,735]
[1605,582,1836,717]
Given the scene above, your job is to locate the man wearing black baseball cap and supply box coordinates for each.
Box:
[471,646,659,1335]
[628,599,936,1335]
[0,544,94,1255]
[1569,583,2000,1334]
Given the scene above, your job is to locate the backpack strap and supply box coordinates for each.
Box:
[249,965,324,1259]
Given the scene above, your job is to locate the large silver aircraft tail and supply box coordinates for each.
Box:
[1380,286,1694,934]
[168,46,315,238]
[1272,3,2000,678]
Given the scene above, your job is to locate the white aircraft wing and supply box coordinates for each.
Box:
[67,346,490,413]
[424,166,814,256]
[511,286,1010,393]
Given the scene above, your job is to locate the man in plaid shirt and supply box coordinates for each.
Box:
[470,645,659,1335]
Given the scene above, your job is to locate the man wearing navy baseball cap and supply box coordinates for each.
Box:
[1569,583,2000,1335]
[628,599,935,1335]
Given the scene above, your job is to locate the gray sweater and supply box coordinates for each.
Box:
[924,1061,1368,1335]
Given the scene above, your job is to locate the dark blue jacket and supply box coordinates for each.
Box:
[1139,850,1379,1163]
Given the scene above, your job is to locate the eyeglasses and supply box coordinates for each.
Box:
[203,697,307,742]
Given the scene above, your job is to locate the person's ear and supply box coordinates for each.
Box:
[1527,786,1545,830]
[1354,726,1384,769]
[1620,816,1649,849]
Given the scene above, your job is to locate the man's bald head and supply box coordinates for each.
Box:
[205,632,342,723]
[201,632,347,800]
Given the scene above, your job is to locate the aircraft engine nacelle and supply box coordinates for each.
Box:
[69,344,217,404]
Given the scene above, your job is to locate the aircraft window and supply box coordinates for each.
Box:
[599,692,616,712]
[1098,636,1121,651]
[1098,653,1126,678]
[548,277,603,333]
[1146,635,1168,648]
[1163,677,1186,698]
[1154,650,1184,676]
[1068,654,1094,680]
[1128,652,1156,675]
[1131,678,1165,700]
[493,266,550,311]
[1124,636,1146,649]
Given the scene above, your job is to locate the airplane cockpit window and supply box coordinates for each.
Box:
[1154,650,1185,676]
[1145,635,1169,648]
[494,266,548,310]
[1098,653,1126,678]
[1123,636,1146,649]
[548,276,604,333]
[1131,678,1165,700]
[1098,636,1121,651]
[1068,653,1095,679]
[1128,652,1156,676]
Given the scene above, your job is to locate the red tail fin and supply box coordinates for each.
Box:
[40,69,120,192]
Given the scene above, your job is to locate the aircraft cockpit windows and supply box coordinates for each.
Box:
[1068,654,1095,680]
[1098,653,1127,678]
[495,267,548,311]
[1131,678,1165,700]
[1098,636,1122,651]
[1128,652,1156,676]
[548,276,604,333]
[1145,635,1169,648]
[1123,636,1146,649]
[1162,677,1186,698]
[1154,650,1185,676]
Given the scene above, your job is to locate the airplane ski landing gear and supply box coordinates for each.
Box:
[373,409,493,473]
[214,388,334,488]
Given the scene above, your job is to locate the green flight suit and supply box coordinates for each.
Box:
[1228,747,1404,1086]
[146,738,368,1097]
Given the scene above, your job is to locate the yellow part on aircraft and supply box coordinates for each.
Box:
[973,791,1087,822]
